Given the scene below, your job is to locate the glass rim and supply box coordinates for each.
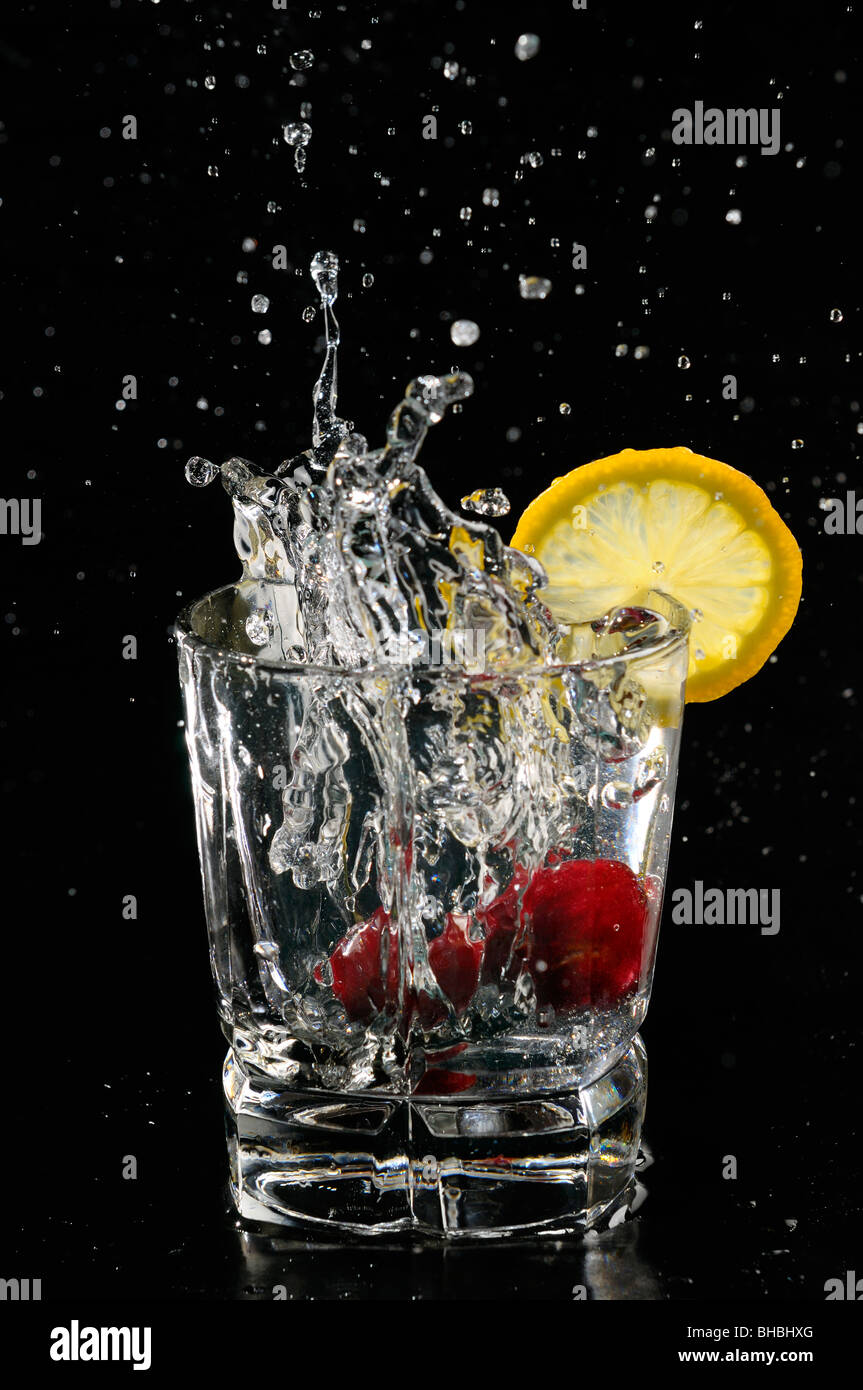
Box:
[175,581,691,681]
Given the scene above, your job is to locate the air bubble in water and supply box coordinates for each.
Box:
[830,308,843,322]
[559,402,571,415]
[461,487,511,517]
[601,781,634,810]
[362,273,374,288]
[791,439,804,449]
[302,305,316,322]
[185,456,218,487]
[482,187,500,207]
[450,319,480,347]
[246,610,274,646]
[678,354,691,369]
[290,50,314,71]
[518,274,552,300]
[515,33,540,61]
[251,294,270,314]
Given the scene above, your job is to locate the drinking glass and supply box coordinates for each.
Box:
[176,581,689,1237]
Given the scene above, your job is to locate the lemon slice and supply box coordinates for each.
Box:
[510,446,802,702]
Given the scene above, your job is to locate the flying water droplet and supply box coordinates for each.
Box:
[284,122,312,147]
[518,274,552,300]
[830,308,843,323]
[461,487,511,517]
[678,354,691,369]
[515,33,540,61]
[185,456,218,487]
[251,294,270,314]
[482,187,500,207]
[290,50,314,71]
[450,319,480,346]
[725,208,742,224]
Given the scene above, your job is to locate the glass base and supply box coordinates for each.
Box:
[223,1034,647,1239]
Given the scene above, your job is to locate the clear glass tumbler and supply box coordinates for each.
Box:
[176,581,689,1237]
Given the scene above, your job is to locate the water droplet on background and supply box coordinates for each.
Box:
[450,319,480,347]
[185,456,218,487]
[461,488,511,517]
[518,274,552,300]
[515,33,541,61]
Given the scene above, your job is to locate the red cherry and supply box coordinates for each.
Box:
[522,859,647,1011]
[417,913,483,1025]
[317,909,482,1024]
[476,863,529,984]
[314,907,400,1022]
[412,1068,477,1095]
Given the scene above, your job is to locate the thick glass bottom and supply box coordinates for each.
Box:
[223,1034,647,1239]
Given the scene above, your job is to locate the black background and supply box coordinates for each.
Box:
[2,0,862,1318]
